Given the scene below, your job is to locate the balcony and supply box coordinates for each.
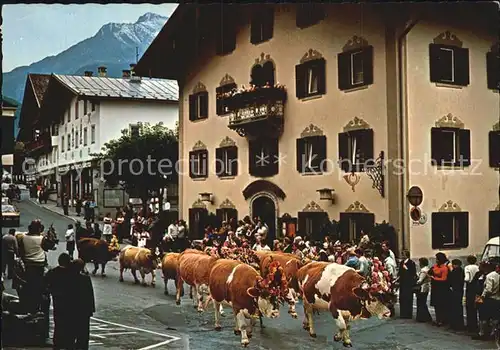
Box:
[51,136,59,147]
[25,133,51,154]
[226,84,287,139]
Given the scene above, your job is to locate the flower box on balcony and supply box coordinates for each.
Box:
[221,84,287,112]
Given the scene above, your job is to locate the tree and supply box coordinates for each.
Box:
[91,122,178,214]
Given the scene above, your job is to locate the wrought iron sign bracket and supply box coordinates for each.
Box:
[366,151,385,198]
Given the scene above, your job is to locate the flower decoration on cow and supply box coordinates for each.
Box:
[108,235,121,253]
[258,260,289,306]
[368,257,393,294]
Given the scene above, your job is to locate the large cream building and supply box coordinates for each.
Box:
[136,3,500,258]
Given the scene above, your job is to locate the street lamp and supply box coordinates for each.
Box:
[317,188,335,204]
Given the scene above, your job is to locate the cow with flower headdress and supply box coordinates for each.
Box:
[208,259,287,347]
[297,262,396,348]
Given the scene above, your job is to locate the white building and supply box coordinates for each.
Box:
[18,67,178,213]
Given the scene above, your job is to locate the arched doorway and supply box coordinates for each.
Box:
[251,195,276,244]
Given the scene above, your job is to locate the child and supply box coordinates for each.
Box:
[65,224,76,259]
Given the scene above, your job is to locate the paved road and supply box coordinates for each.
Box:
[3,195,498,349]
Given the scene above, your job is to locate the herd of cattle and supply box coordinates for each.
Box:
[75,238,395,347]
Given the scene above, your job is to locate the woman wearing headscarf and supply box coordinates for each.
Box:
[429,252,451,326]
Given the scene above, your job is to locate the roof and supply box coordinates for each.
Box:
[53,74,178,102]
[29,74,51,107]
[2,96,19,108]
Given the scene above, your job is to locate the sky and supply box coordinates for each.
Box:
[2,4,178,73]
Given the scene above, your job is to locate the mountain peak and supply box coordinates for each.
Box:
[136,12,167,23]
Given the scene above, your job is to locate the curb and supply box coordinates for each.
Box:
[28,199,78,223]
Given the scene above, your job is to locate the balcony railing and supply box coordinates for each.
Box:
[25,133,51,153]
[225,85,287,138]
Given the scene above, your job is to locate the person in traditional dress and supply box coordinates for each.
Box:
[102,213,113,243]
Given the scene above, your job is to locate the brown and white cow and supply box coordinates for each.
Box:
[119,245,160,286]
[259,253,303,319]
[297,262,394,347]
[209,259,280,347]
[77,238,120,276]
[176,250,219,312]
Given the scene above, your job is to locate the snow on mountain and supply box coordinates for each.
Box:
[3,12,168,135]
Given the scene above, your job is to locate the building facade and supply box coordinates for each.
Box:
[136,3,500,258]
[18,68,179,214]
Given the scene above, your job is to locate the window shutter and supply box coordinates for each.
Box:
[339,213,350,243]
[189,94,197,121]
[251,65,263,86]
[312,212,329,242]
[430,127,444,165]
[486,52,500,90]
[268,139,279,176]
[338,132,350,172]
[456,212,469,248]
[359,213,375,238]
[457,129,471,167]
[429,44,443,83]
[227,208,238,224]
[489,131,500,167]
[489,210,500,239]
[216,87,223,115]
[298,212,307,236]
[189,151,195,178]
[215,209,224,228]
[295,63,307,99]
[201,150,208,177]
[263,7,274,41]
[227,146,238,176]
[311,135,327,172]
[215,148,223,176]
[337,52,351,91]
[296,6,306,28]
[249,140,258,176]
[357,129,374,170]
[316,58,326,94]
[361,46,374,85]
[262,61,275,86]
[454,47,470,86]
[199,91,209,118]
[188,208,196,239]
[296,138,306,172]
[432,213,445,249]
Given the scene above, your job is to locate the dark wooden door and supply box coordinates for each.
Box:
[252,196,276,243]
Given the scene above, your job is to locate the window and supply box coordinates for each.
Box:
[338,46,374,91]
[339,213,375,243]
[429,44,469,86]
[431,127,471,167]
[296,135,327,174]
[67,134,71,150]
[489,130,500,167]
[216,83,237,115]
[189,92,209,121]
[338,129,374,172]
[75,101,79,119]
[216,208,238,226]
[75,131,79,148]
[432,212,469,249]
[249,138,279,177]
[83,100,88,115]
[61,136,65,152]
[91,125,96,144]
[296,4,325,29]
[129,124,140,138]
[189,149,209,179]
[215,146,238,177]
[250,6,274,44]
[189,208,208,239]
[489,210,500,239]
[250,61,275,87]
[298,211,329,241]
[487,51,500,90]
[91,102,96,112]
[67,108,71,123]
[216,12,236,55]
[83,127,88,146]
[296,58,326,99]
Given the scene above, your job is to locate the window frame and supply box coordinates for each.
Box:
[429,43,470,86]
[250,6,274,44]
[83,127,88,146]
[75,101,79,119]
[297,211,329,241]
[90,125,96,144]
[431,211,469,249]
[489,210,500,239]
[215,12,236,56]
[339,212,375,244]
[486,51,500,91]
[296,135,327,174]
[249,138,279,178]
[215,146,238,178]
[189,91,209,121]
[61,135,65,153]
[489,130,500,167]
[216,83,237,116]
[189,149,209,179]
[75,131,79,148]
[338,46,374,91]
[295,58,326,99]
[338,128,374,173]
[430,127,471,167]
[296,4,325,29]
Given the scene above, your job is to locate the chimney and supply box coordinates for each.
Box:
[97,66,107,77]
[129,63,137,76]
[84,71,93,77]
[122,70,131,79]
